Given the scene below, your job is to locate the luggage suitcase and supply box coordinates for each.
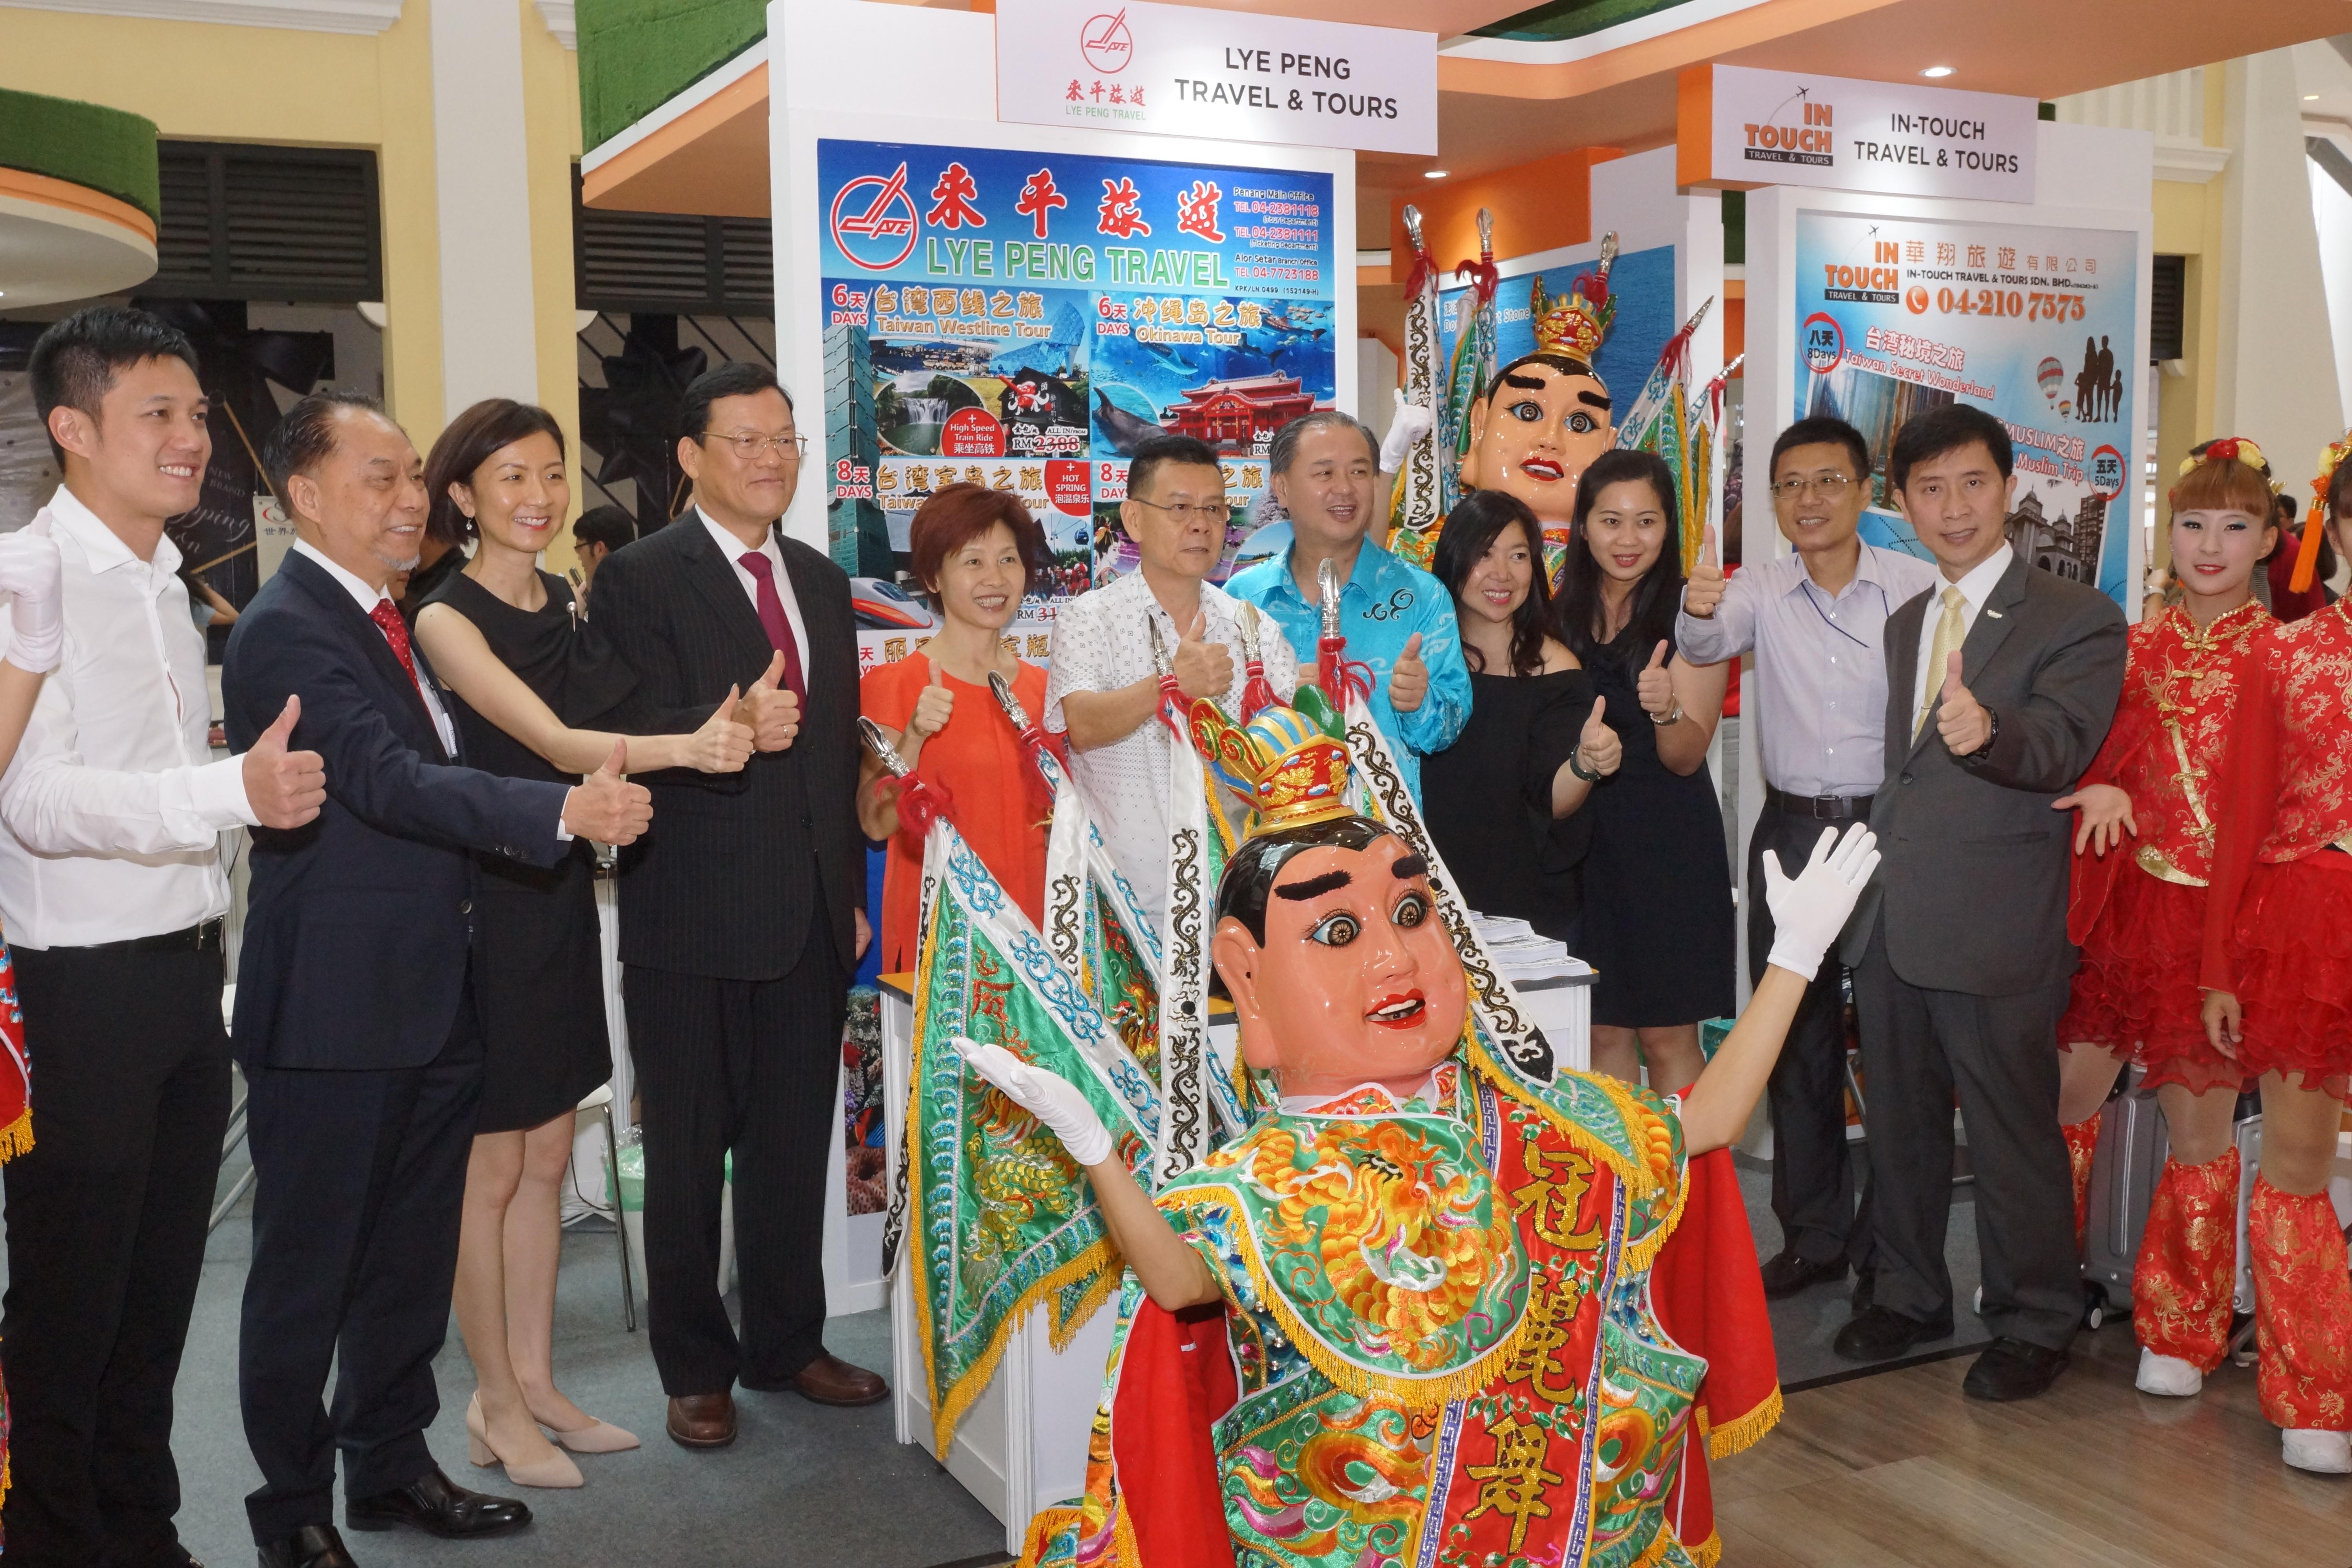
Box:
[2080,1077,2168,1323]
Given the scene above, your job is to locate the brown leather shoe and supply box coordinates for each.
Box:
[789,1352,889,1407]
[666,1392,737,1448]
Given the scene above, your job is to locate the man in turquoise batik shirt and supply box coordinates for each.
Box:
[1225,411,1469,804]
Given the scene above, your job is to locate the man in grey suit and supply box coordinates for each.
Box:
[1832,403,2126,1401]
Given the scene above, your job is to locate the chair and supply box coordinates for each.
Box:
[575,1081,638,1332]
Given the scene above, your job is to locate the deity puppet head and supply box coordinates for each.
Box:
[1193,691,1469,1099]
[1458,247,1620,527]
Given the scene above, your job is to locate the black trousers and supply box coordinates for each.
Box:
[1747,802,1869,1269]
[1852,920,2080,1349]
[238,985,483,1544]
[626,920,848,1396]
[0,943,231,1568]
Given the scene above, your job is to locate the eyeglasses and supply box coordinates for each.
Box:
[702,431,808,461]
[1129,496,1230,525]
[1770,473,1858,499]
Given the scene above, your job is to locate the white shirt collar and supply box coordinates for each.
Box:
[1943,546,2013,612]
[44,485,183,575]
[292,537,394,615]
[697,507,780,567]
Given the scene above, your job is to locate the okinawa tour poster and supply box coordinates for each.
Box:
[1792,209,2139,608]
[815,136,1338,675]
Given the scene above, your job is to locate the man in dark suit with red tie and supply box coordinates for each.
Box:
[225,392,652,1568]
[589,363,880,1448]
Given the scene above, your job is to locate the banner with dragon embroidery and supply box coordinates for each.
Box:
[906,825,1163,1454]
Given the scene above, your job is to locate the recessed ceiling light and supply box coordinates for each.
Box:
[2308,94,2323,101]
[1424,169,1449,179]
[1920,65,1955,78]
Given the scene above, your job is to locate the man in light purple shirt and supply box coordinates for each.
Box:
[1678,415,1938,1302]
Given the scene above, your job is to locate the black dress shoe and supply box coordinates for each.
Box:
[1831,1303,1954,1362]
[345,1465,530,1539]
[1961,1336,2070,1402]
[1758,1249,1849,1299]
[257,1524,356,1568]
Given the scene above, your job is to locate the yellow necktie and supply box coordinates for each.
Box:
[1915,585,1967,739]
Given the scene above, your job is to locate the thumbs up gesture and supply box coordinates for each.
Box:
[906,659,956,742]
[684,686,755,774]
[1389,631,1429,713]
[1935,650,1992,756]
[1171,609,1234,701]
[1575,694,1621,779]
[732,650,803,751]
[1682,525,1726,620]
[242,694,328,830]
[1637,640,1678,722]
[562,739,654,846]
[0,517,65,674]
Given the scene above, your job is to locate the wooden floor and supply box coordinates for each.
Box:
[1717,1322,2352,1566]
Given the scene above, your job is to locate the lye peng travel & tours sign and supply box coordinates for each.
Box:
[995,0,1436,157]
[1677,64,2038,203]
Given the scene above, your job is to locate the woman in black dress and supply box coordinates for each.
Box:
[414,400,753,1487]
[1421,490,1621,946]
[1553,448,1735,1093]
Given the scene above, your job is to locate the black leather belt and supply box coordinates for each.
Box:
[76,918,227,958]
[1765,787,1874,821]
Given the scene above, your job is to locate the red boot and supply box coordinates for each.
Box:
[2133,1148,2238,1374]
[2062,1114,2102,1252]
[2248,1175,2352,1434]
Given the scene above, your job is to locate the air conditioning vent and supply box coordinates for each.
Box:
[148,142,382,303]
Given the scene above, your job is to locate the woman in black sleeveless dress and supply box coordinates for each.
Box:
[1552,449,1737,1095]
[1421,491,1620,947]
[415,401,752,1487]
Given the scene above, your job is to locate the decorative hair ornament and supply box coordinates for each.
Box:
[2178,436,2275,489]
[2294,430,2352,593]
[1188,686,1355,838]
[1527,232,1619,363]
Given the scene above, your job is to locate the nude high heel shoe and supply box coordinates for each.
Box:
[468,1391,584,1488]
[541,1416,641,1455]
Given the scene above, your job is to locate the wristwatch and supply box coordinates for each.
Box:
[1965,706,2001,759]
[1651,698,1684,726]
[1568,747,1606,782]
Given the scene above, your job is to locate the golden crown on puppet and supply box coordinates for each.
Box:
[1189,686,1355,838]
[1526,236,1619,365]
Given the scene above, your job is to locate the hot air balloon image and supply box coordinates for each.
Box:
[2038,356,2065,407]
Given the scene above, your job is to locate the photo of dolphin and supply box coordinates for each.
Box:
[1094,388,1169,456]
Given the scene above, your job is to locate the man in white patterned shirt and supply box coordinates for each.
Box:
[1046,434,1298,926]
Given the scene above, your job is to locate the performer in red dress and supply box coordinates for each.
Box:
[2052,443,2276,1424]
[2197,434,2352,1474]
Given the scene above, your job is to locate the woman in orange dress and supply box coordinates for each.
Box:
[858,485,1053,971]
[2190,434,2352,1473]
[2049,441,2278,1416]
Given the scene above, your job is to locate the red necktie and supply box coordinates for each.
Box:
[368,599,430,708]
[737,552,807,699]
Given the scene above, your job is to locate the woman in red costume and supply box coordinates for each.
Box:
[2194,432,2352,1474]
[2051,442,2278,1417]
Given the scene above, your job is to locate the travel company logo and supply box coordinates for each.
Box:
[832,162,920,272]
[1081,9,1133,74]
[1746,90,1834,169]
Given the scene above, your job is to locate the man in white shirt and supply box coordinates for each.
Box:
[1046,434,1299,925]
[1677,415,1938,1302]
[0,308,326,1568]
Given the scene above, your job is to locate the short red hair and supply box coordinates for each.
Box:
[907,483,1045,599]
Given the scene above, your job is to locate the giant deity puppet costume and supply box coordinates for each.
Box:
[1386,210,1739,589]
[916,670,1877,1568]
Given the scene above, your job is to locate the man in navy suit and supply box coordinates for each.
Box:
[224,391,651,1568]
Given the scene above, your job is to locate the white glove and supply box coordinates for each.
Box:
[1762,824,1880,980]
[954,1036,1113,1166]
[1379,390,1435,474]
[0,524,65,675]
